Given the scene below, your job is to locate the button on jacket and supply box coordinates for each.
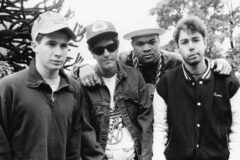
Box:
[0,59,83,160]
[81,62,153,160]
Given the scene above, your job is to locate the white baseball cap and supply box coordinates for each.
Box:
[31,11,76,41]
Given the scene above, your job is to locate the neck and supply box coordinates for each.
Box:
[184,58,207,75]
[36,61,60,80]
[98,65,118,78]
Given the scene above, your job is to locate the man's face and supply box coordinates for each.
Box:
[32,31,69,72]
[131,34,160,65]
[92,39,118,73]
[177,30,206,66]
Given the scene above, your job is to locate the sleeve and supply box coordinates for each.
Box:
[117,51,131,63]
[66,85,83,160]
[136,71,153,160]
[70,59,96,79]
[229,88,240,160]
[80,88,107,160]
[0,83,12,160]
[152,89,168,160]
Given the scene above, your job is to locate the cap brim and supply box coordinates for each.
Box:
[39,24,76,40]
[86,31,118,43]
[123,28,166,40]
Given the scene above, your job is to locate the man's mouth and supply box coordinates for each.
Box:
[188,53,198,58]
[51,60,63,64]
[143,54,153,59]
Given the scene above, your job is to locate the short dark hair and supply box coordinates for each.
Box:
[173,15,207,45]
[87,32,119,51]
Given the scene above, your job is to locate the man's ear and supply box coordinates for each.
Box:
[176,48,180,54]
[175,42,180,52]
[204,38,207,50]
[91,52,97,59]
[31,41,38,53]
[131,40,134,47]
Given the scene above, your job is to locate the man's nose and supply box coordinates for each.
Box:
[189,42,194,51]
[54,46,63,57]
[142,44,151,52]
[103,48,110,56]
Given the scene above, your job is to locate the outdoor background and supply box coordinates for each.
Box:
[1,0,240,79]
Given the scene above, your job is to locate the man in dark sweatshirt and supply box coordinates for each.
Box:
[0,11,84,160]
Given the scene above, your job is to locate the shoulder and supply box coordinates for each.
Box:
[120,62,140,75]
[213,72,239,85]
[161,49,182,63]
[118,51,134,67]
[0,69,28,86]
[159,65,181,81]
[119,62,145,82]
[0,69,28,97]
[213,72,240,97]
[156,65,182,93]
[118,51,131,61]
[66,74,81,91]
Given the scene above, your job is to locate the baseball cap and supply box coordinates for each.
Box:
[31,11,76,41]
[123,28,166,40]
[86,20,118,42]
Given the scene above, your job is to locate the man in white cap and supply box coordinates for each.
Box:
[76,26,232,99]
[119,27,182,98]
[81,20,153,160]
[0,11,84,160]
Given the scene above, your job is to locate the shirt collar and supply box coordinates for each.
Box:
[182,58,212,81]
[26,58,73,92]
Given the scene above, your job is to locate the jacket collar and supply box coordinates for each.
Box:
[26,58,74,92]
[182,58,212,81]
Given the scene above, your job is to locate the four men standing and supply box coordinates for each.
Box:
[0,10,239,160]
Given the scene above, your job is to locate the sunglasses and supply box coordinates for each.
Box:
[92,43,118,55]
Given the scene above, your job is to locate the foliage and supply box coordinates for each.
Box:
[0,61,13,79]
[0,0,86,78]
[150,0,240,72]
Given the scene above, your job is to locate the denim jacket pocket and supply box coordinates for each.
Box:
[120,94,139,119]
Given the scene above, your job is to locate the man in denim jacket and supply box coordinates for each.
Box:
[81,20,153,160]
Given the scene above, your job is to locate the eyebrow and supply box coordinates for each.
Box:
[47,40,69,44]
[180,35,201,41]
[192,36,200,39]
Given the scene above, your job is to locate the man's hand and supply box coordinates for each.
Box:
[210,58,232,75]
[79,65,101,87]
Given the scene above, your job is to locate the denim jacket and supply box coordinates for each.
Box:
[81,62,153,160]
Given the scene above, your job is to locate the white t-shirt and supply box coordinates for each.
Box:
[102,75,135,160]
